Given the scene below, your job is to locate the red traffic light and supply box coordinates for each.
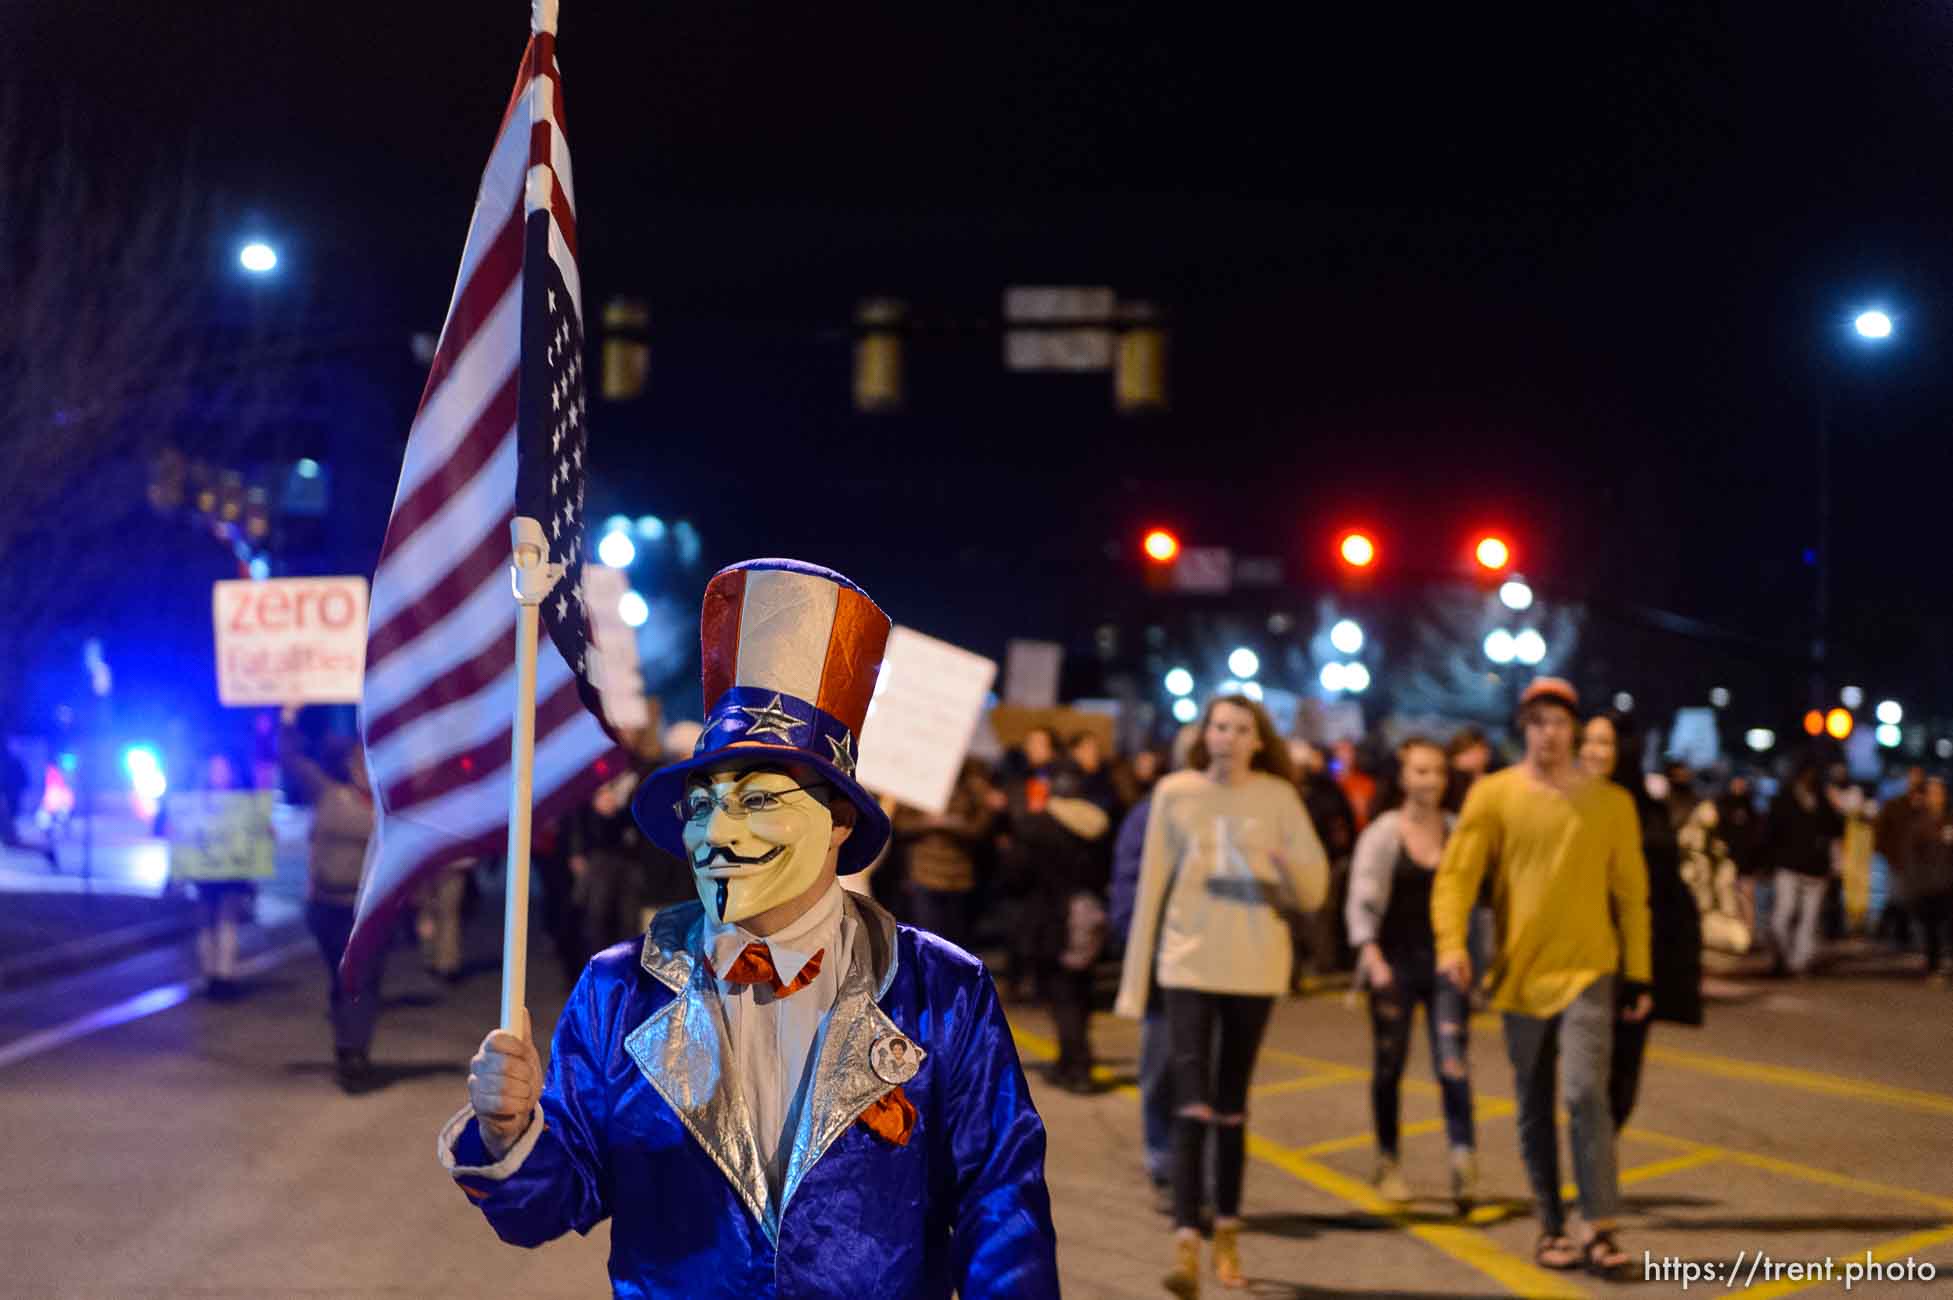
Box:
[1143,529,1180,563]
[1338,531,1377,569]
[1474,535,1512,572]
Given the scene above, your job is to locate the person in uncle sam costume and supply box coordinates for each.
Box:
[440,559,1060,1298]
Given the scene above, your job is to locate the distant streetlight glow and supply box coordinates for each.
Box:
[1499,579,1533,611]
[1825,708,1853,741]
[618,590,649,628]
[1710,687,1730,709]
[1614,692,1635,712]
[1163,668,1194,697]
[1171,697,1199,724]
[1840,685,1864,709]
[1745,728,1775,753]
[1876,723,1902,749]
[597,530,637,568]
[1803,710,1825,737]
[1320,662,1349,692]
[295,458,320,479]
[1513,628,1547,666]
[636,515,667,541]
[1228,647,1260,679]
[1938,738,1953,761]
[1329,619,1364,655]
[239,241,278,273]
[1474,535,1512,572]
[1854,310,1893,341]
[1483,629,1516,665]
[1876,699,1903,726]
[1343,663,1371,693]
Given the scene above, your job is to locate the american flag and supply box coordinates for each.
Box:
[342,5,629,988]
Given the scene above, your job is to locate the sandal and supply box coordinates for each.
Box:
[1583,1230,1631,1277]
[1534,1234,1581,1270]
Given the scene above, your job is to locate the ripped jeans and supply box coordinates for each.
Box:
[1367,954,1474,1156]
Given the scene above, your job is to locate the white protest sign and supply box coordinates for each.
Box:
[1002,638,1063,709]
[580,566,651,731]
[856,627,998,815]
[212,577,368,706]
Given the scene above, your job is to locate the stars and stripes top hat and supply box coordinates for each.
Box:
[633,559,892,874]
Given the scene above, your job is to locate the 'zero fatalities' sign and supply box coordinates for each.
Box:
[212,577,369,706]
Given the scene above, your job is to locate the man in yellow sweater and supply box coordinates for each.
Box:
[1433,678,1652,1278]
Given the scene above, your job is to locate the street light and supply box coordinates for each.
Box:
[1163,668,1194,697]
[1513,628,1546,666]
[1499,579,1533,611]
[238,241,278,273]
[1854,310,1894,341]
[635,515,667,541]
[597,530,637,568]
[618,590,649,628]
[1614,692,1635,712]
[1143,529,1180,563]
[1745,728,1775,752]
[1841,685,1864,709]
[1228,647,1260,679]
[1876,723,1902,749]
[1483,629,1516,665]
[1474,535,1512,573]
[1320,662,1349,692]
[1171,697,1199,724]
[1825,708,1853,741]
[1329,619,1364,655]
[1710,687,1730,709]
[1338,531,1377,570]
[1876,699,1903,726]
[1343,663,1371,693]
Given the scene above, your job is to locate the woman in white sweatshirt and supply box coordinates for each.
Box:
[1115,695,1328,1296]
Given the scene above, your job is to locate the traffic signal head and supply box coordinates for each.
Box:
[1474,535,1512,573]
[1143,529,1180,564]
[1338,531,1377,570]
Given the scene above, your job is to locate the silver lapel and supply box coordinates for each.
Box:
[778,892,923,1215]
[623,903,775,1241]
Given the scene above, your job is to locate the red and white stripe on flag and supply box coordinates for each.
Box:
[341,9,626,991]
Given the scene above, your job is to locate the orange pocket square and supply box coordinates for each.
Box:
[857,1086,917,1146]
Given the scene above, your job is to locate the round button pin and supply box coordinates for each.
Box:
[870,1034,921,1084]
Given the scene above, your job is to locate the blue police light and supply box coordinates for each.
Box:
[597,530,636,569]
[122,745,168,801]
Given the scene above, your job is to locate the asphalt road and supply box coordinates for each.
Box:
[3,900,1950,1299]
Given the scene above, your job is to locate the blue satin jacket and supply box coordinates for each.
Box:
[441,893,1059,1298]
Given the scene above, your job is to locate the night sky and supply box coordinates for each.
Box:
[22,2,1953,722]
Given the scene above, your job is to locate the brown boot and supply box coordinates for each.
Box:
[1162,1230,1202,1298]
[1212,1220,1246,1289]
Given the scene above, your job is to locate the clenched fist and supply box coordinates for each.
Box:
[470,1010,542,1160]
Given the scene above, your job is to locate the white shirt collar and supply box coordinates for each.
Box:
[707,879,845,987]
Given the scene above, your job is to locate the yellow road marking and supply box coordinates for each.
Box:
[1010,1020,1583,1298]
[1245,1133,1590,1299]
[1737,1223,1953,1299]
[1643,1043,1953,1118]
[1557,1148,1722,1203]
[1250,1071,1368,1099]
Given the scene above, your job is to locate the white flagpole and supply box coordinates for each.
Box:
[502,517,560,1033]
[499,0,563,1038]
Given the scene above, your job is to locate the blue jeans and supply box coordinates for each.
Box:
[1367,955,1474,1156]
[1137,1002,1173,1181]
[1503,975,1620,1235]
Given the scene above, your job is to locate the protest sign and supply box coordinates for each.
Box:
[162,790,277,882]
[1002,638,1063,708]
[856,627,998,815]
[212,577,368,706]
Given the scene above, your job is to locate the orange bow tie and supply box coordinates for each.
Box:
[709,942,824,998]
